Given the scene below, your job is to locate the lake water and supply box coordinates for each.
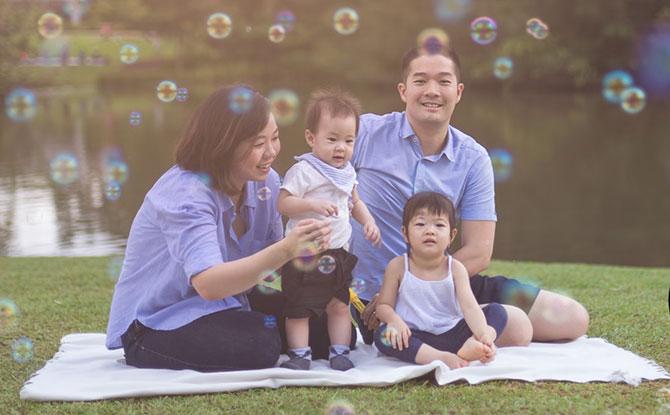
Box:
[1,86,669,267]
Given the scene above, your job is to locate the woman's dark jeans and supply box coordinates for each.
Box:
[120,285,356,371]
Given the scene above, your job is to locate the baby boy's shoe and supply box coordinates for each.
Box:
[329,345,354,371]
[281,347,311,370]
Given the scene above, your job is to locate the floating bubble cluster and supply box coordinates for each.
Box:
[207,13,232,39]
[292,243,319,271]
[257,186,272,201]
[0,298,18,333]
[104,160,129,185]
[264,315,277,328]
[269,89,300,126]
[488,148,513,182]
[601,70,634,103]
[493,57,513,79]
[156,80,178,102]
[334,8,359,35]
[470,16,497,45]
[434,0,470,23]
[38,12,63,38]
[229,86,253,114]
[268,24,286,43]
[129,111,142,126]
[526,18,549,39]
[620,86,647,114]
[5,89,36,122]
[50,153,79,185]
[12,338,34,363]
[275,10,296,32]
[120,44,139,64]
[176,88,189,102]
[416,28,449,55]
[318,255,336,274]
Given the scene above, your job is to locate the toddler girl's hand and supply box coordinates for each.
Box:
[310,199,338,217]
[363,222,381,248]
[385,319,411,351]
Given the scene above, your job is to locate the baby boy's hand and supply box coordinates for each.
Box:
[364,222,381,248]
[310,199,338,217]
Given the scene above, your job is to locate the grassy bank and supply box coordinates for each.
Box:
[1,257,669,414]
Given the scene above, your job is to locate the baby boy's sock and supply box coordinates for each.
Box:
[329,345,354,371]
[281,346,312,370]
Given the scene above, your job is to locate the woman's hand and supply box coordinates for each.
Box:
[361,293,380,330]
[285,218,332,254]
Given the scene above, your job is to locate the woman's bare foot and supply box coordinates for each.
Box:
[440,351,469,369]
[457,337,489,362]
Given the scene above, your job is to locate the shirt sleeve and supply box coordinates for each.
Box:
[154,194,224,283]
[459,153,498,222]
[351,115,370,170]
[280,162,309,198]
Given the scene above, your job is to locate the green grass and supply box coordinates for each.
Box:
[1,257,669,414]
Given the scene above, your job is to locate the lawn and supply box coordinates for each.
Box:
[1,256,668,414]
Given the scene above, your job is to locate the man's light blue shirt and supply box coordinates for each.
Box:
[105,165,283,349]
[350,112,497,300]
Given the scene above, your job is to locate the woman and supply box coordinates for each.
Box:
[105,85,338,371]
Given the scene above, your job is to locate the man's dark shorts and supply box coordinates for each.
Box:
[351,273,541,345]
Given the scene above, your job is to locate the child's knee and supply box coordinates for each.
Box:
[326,298,349,316]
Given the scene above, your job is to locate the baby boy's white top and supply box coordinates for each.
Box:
[281,159,356,250]
[395,253,463,335]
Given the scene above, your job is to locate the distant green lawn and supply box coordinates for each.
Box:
[1,256,668,414]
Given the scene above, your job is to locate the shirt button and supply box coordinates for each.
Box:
[413,138,417,142]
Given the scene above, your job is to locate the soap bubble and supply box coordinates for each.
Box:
[380,325,399,347]
[493,57,513,79]
[526,18,549,39]
[0,299,19,332]
[268,24,286,43]
[229,86,253,114]
[602,70,634,103]
[334,8,359,35]
[176,88,189,102]
[156,80,177,102]
[318,255,336,274]
[351,278,366,295]
[470,16,497,45]
[255,284,276,295]
[107,256,124,280]
[104,160,129,185]
[12,338,34,363]
[104,182,122,201]
[120,44,138,64]
[292,244,319,271]
[264,315,277,328]
[488,148,513,182]
[434,0,470,23]
[257,186,272,200]
[129,111,142,126]
[50,153,79,185]
[5,89,36,122]
[207,13,232,39]
[416,28,449,55]
[325,400,355,415]
[38,12,63,38]
[269,89,299,126]
[620,86,646,114]
[259,269,280,283]
[275,10,296,32]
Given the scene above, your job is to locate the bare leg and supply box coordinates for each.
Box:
[415,343,468,369]
[495,304,533,347]
[285,317,309,350]
[325,298,351,347]
[528,290,589,342]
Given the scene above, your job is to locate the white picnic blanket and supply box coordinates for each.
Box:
[20,333,669,401]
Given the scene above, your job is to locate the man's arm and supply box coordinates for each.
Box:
[451,220,496,277]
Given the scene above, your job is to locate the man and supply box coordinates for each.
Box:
[349,45,589,345]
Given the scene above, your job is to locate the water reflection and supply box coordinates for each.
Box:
[0,87,669,267]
